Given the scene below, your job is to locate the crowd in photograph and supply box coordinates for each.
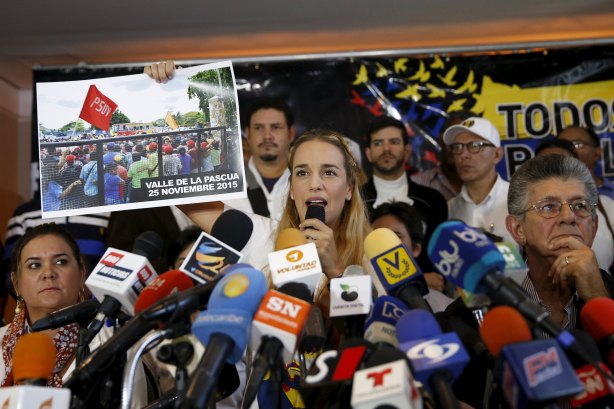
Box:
[39,133,223,210]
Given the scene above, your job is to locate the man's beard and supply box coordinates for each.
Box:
[259,154,278,162]
[373,156,404,176]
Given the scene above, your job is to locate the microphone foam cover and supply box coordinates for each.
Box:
[277,282,312,303]
[211,209,254,252]
[305,204,325,223]
[427,220,506,293]
[579,297,614,342]
[396,309,442,344]
[193,267,268,363]
[364,346,407,368]
[132,231,164,260]
[364,295,408,331]
[363,228,401,259]
[479,306,532,357]
[275,228,307,251]
[134,269,194,314]
[13,333,56,383]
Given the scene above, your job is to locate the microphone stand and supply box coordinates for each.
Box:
[156,338,194,394]
[121,320,191,409]
[77,298,123,366]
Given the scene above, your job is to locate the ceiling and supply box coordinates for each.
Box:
[1,0,614,92]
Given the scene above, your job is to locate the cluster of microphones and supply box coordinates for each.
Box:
[2,206,614,409]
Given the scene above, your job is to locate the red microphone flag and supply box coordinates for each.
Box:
[78,85,118,130]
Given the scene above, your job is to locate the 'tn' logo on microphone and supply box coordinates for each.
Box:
[366,367,392,387]
[373,244,417,285]
[286,249,303,263]
[101,251,124,267]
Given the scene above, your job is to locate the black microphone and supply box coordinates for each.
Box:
[211,208,254,252]
[31,298,101,331]
[306,204,325,223]
[132,230,165,261]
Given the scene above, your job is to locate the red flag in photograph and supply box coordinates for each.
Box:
[78,85,118,130]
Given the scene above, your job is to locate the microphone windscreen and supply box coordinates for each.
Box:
[567,329,603,367]
[211,209,254,252]
[580,297,614,342]
[364,346,407,367]
[365,296,408,330]
[13,333,56,384]
[305,204,325,223]
[363,228,401,259]
[427,220,506,293]
[396,309,441,343]
[277,282,312,303]
[193,267,267,363]
[134,270,194,314]
[342,265,365,277]
[132,231,164,260]
[275,228,307,251]
[479,306,532,357]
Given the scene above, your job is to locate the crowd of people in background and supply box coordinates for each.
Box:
[0,62,612,408]
[38,133,223,210]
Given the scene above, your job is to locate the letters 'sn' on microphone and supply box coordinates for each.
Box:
[0,333,72,408]
[278,282,327,356]
[269,228,323,294]
[364,227,431,311]
[242,289,311,409]
[397,309,469,409]
[480,306,584,408]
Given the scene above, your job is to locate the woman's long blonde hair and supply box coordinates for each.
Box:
[277,129,370,270]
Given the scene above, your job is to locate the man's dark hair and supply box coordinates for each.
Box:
[535,138,579,158]
[370,201,425,247]
[558,126,600,147]
[583,127,600,147]
[245,97,294,129]
[365,116,409,146]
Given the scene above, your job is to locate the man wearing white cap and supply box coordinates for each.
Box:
[443,117,515,244]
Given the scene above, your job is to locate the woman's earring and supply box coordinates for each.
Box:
[14,293,23,315]
[78,287,86,302]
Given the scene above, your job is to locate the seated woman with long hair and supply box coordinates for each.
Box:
[0,223,148,407]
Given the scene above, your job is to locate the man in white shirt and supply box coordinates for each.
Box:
[361,116,448,272]
[444,117,514,244]
[226,98,295,219]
